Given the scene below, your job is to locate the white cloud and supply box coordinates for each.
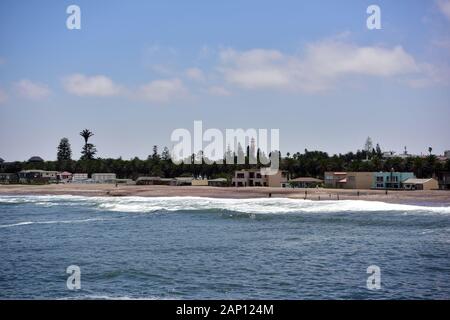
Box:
[208,86,231,96]
[0,88,8,104]
[185,67,205,81]
[14,79,51,100]
[62,73,189,104]
[218,41,421,92]
[437,0,450,21]
[137,78,187,103]
[63,74,123,97]
[406,63,450,88]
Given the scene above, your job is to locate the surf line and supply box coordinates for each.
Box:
[176,304,210,318]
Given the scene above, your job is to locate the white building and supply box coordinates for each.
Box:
[72,173,89,183]
[41,171,58,181]
[92,173,116,183]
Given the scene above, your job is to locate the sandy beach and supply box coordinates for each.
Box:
[1,184,449,206]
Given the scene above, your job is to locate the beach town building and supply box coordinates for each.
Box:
[403,178,438,190]
[324,172,347,188]
[18,170,47,183]
[42,171,58,181]
[341,172,374,189]
[372,172,415,189]
[175,177,193,186]
[136,176,162,185]
[18,170,63,183]
[136,177,194,186]
[92,173,116,183]
[57,171,72,183]
[289,177,323,188]
[324,172,373,189]
[232,169,289,187]
[136,177,177,186]
[0,173,18,184]
[71,173,89,183]
[191,178,229,187]
[207,178,228,187]
[191,179,209,186]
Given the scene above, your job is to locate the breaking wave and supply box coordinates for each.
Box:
[1,195,450,215]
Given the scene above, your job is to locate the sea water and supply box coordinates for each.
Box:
[0,195,449,299]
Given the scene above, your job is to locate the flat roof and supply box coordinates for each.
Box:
[403,178,434,184]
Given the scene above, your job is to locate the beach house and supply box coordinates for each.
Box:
[207,178,228,187]
[403,178,438,190]
[232,169,289,187]
[92,173,116,183]
[42,171,58,182]
[324,172,373,189]
[57,171,73,183]
[0,173,18,184]
[372,172,415,189]
[71,173,89,183]
[18,170,46,183]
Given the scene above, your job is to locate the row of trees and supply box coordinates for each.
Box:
[1,132,447,179]
[2,131,449,180]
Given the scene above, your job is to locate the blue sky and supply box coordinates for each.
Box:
[0,0,449,161]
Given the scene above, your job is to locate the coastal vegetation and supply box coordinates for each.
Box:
[1,140,448,181]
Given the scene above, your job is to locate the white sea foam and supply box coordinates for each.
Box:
[0,221,34,228]
[0,218,108,228]
[1,195,449,215]
[92,196,450,215]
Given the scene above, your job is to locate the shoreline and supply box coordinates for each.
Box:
[1,184,450,206]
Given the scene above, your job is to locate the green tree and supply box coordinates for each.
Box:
[57,137,72,161]
[80,129,97,160]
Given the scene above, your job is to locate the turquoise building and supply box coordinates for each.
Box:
[372,172,416,189]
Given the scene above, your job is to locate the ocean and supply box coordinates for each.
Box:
[0,195,449,299]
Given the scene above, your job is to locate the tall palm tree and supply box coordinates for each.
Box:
[80,129,94,144]
[80,129,96,160]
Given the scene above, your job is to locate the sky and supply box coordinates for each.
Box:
[0,0,449,161]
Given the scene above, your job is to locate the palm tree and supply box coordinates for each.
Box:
[80,129,96,160]
[80,129,94,144]
[428,146,433,155]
